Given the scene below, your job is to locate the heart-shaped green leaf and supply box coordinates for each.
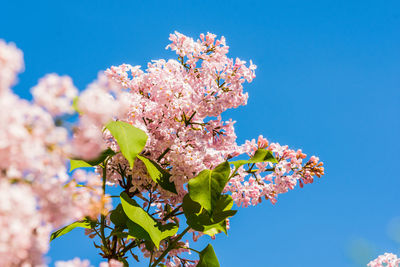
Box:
[182,194,236,236]
[188,162,230,213]
[106,121,148,169]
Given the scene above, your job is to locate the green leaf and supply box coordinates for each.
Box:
[137,155,177,194]
[188,162,231,213]
[126,220,151,241]
[50,221,92,241]
[69,148,116,172]
[159,223,179,240]
[144,240,155,252]
[211,195,237,224]
[182,194,236,236]
[202,221,227,236]
[128,222,178,242]
[182,194,203,225]
[70,159,93,171]
[120,193,159,246]
[110,204,129,227]
[198,244,220,267]
[120,192,178,249]
[230,149,278,170]
[106,121,148,169]
[128,221,178,246]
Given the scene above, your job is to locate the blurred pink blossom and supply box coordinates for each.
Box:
[368,253,400,267]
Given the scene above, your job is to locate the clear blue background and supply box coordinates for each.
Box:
[1,0,399,266]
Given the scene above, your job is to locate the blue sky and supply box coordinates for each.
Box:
[1,0,399,266]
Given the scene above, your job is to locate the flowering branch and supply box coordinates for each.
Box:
[0,32,325,267]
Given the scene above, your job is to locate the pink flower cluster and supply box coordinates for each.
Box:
[103,32,323,209]
[72,72,128,160]
[55,258,91,267]
[104,32,256,201]
[0,39,23,94]
[368,253,400,267]
[226,135,324,207]
[55,258,123,267]
[32,73,78,116]
[0,31,325,265]
[0,180,49,267]
[0,40,110,265]
[101,32,324,250]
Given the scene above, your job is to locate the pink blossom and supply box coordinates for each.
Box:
[71,117,106,160]
[32,73,78,116]
[226,135,324,207]
[104,32,256,203]
[55,258,92,267]
[368,253,400,267]
[77,77,120,125]
[99,259,124,267]
[0,39,114,266]
[0,180,49,266]
[56,259,125,267]
[71,72,130,160]
[55,259,125,267]
[0,32,325,265]
[0,39,24,94]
